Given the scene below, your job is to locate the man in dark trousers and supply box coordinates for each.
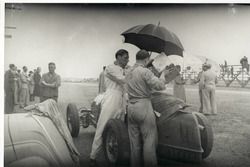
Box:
[4,64,16,114]
[33,67,42,102]
[126,50,167,167]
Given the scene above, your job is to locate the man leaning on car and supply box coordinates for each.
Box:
[126,50,168,167]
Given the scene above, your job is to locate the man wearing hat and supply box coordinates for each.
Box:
[200,63,218,115]
[126,50,167,167]
[195,64,208,113]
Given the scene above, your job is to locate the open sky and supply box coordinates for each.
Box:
[4,4,250,78]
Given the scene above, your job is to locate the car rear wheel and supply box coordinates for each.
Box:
[194,112,214,158]
[102,119,130,166]
[67,103,80,137]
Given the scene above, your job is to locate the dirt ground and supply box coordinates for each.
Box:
[56,83,250,167]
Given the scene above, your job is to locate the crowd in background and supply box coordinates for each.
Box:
[4,64,42,114]
[220,56,249,77]
[4,62,61,114]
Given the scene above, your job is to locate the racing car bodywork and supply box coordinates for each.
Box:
[67,91,213,165]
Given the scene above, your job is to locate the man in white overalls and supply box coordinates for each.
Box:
[90,49,129,167]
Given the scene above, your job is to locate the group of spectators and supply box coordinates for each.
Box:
[4,62,61,114]
[220,56,249,77]
[167,63,217,116]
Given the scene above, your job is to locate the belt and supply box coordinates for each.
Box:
[128,97,150,103]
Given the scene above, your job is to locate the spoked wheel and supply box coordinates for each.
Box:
[105,129,119,164]
[194,112,214,159]
[67,103,80,137]
[103,119,130,166]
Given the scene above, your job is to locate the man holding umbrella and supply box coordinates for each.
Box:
[126,50,168,167]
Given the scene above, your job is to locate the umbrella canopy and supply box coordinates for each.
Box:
[121,24,184,57]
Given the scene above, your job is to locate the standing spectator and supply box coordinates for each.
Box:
[126,50,166,167]
[40,62,61,102]
[230,66,234,77]
[33,67,42,102]
[173,65,186,102]
[98,66,106,94]
[198,65,208,113]
[200,64,218,115]
[28,71,35,101]
[240,56,249,73]
[89,49,129,167]
[16,69,22,103]
[194,64,208,113]
[13,66,19,105]
[224,60,228,76]
[19,66,30,108]
[4,64,16,114]
[219,64,224,74]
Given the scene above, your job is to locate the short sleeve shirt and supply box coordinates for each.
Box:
[40,72,61,97]
[126,64,166,99]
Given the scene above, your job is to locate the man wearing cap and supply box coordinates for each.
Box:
[126,50,167,167]
[90,49,129,167]
[194,64,208,113]
[200,63,218,115]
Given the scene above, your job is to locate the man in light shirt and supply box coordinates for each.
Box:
[194,64,207,113]
[19,66,30,108]
[90,49,129,167]
[126,50,167,167]
[200,63,218,115]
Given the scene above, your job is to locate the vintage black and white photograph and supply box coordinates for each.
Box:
[3,3,250,167]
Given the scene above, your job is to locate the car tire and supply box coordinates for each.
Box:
[194,112,214,159]
[102,119,130,166]
[67,103,80,137]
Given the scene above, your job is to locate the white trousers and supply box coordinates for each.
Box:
[90,89,125,159]
[202,85,217,114]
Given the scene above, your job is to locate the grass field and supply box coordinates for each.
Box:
[58,82,250,167]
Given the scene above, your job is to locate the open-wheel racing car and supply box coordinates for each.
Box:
[66,90,213,166]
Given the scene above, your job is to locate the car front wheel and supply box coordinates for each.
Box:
[102,119,130,166]
[66,103,80,137]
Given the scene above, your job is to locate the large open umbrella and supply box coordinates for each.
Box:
[121,23,184,57]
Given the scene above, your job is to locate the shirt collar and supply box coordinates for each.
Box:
[134,63,145,68]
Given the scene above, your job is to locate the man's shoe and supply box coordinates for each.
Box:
[89,159,98,167]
